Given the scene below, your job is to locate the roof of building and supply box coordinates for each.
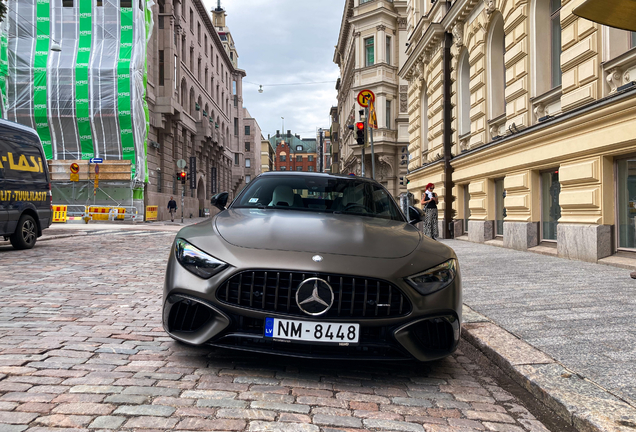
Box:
[269,134,317,154]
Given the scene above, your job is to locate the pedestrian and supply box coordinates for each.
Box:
[167,196,177,222]
[421,183,439,239]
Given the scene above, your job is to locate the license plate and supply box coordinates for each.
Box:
[264,318,359,344]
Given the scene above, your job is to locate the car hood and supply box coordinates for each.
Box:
[214,208,421,259]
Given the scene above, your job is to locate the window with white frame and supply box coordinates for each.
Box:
[246,175,251,183]
[245,159,251,168]
[532,0,562,96]
[365,37,374,67]
[550,0,562,87]
[487,12,506,120]
[458,49,471,137]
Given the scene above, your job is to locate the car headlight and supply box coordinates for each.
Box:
[175,238,228,279]
[405,259,458,295]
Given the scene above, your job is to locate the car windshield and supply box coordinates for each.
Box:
[232,175,405,222]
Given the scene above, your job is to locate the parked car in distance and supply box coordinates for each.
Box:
[0,119,52,250]
[163,172,462,362]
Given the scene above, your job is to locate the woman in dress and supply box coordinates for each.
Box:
[421,183,439,239]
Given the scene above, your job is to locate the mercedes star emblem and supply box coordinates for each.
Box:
[312,255,323,262]
[296,278,334,316]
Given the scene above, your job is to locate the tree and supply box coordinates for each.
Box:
[0,0,6,24]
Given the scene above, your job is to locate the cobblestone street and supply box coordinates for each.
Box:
[0,231,557,432]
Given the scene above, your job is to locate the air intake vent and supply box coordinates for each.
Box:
[217,271,411,318]
[168,298,213,333]
[412,318,454,351]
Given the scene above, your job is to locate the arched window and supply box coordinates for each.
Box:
[531,0,562,96]
[189,87,195,116]
[180,79,187,106]
[458,49,471,137]
[420,82,428,165]
[487,12,506,120]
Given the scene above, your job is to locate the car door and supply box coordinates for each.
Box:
[0,138,8,235]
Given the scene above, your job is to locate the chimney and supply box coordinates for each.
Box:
[276,130,280,137]
[287,130,291,137]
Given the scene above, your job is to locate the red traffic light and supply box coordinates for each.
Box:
[179,172,186,179]
[356,122,365,130]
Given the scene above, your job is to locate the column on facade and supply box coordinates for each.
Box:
[468,179,494,243]
[377,25,386,64]
[502,170,540,251]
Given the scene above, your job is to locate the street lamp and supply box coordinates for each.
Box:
[50,41,62,52]
[258,85,263,93]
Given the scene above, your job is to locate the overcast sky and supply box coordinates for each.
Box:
[201,0,343,139]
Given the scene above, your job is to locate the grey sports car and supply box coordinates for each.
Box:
[163,172,461,361]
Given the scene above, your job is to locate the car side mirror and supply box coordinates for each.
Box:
[211,192,229,211]
[408,206,423,225]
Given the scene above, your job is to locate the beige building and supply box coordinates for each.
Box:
[400,0,636,262]
[261,138,275,173]
[333,0,411,197]
[242,109,262,185]
[145,0,254,220]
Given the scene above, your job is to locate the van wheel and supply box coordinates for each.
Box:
[10,215,38,250]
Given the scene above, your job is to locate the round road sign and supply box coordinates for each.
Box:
[177,159,187,169]
[95,164,100,174]
[357,90,375,107]
[70,163,80,174]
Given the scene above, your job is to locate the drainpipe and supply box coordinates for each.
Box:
[442,31,454,239]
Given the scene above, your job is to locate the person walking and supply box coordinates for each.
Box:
[421,183,439,239]
[167,196,177,222]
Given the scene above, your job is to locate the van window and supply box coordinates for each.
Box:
[0,138,46,183]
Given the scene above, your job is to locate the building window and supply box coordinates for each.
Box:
[386,100,391,129]
[296,145,302,151]
[463,185,470,233]
[234,118,238,136]
[365,37,374,67]
[421,83,429,161]
[157,170,162,193]
[234,154,240,165]
[245,126,251,135]
[308,155,314,162]
[158,50,165,86]
[296,155,302,162]
[246,175,251,183]
[296,166,303,171]
[197,58,201,80]
[618,157,636,249]
[541,169,560,241]
[181,35,186,58]
[632,32,636,48]
[280,155,286,162]
[159,15,164,29]
[495,178,506,236]
[551,0,562,87]
[487,12,506,120]
[204,69,208,91]
[190,9,193,32]
[280,166,287,171]
[458,50,471,137]
[246,159,251,168]
[197,22,201,43]
[386,35,391,65]
[189,47,194,71]
[308,166,315,172]
[204,35,208,55]
[174,55,178,89]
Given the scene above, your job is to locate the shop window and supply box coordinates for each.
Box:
[541,170,560,241]
[617,158,636,249]
[495,178,506,236]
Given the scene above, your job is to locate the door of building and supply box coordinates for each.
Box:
[541,169,561,241]
[617,156,636,250]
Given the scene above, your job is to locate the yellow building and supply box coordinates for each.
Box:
[261,137,275,173]
[400,0,636,262]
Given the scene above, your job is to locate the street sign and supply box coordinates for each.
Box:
[95,164,100,174]
[177,159,187,169]
[189,156,197,190]
[70,163,80,174]
[357,89,375,107]
[90,158,103,164]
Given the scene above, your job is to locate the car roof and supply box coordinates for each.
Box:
[260,171,382,184]
[0,118,40,138]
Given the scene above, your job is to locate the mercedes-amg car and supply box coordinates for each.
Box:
[163,172,461,361]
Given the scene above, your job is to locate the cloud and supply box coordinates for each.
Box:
[202,0,342,138]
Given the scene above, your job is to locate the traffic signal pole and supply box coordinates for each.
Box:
[181,181,185,224]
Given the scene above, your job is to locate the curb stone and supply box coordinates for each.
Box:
[461,304,636,432]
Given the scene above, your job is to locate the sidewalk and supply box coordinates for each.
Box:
[442,239,636,432]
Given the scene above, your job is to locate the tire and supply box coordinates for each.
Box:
[10,214,38,250]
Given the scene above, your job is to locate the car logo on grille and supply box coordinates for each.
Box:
[296,278,334,316]
[312,255,323,262]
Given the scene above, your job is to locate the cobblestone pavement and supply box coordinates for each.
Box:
[444,239,636,407]
[0,231,556,432]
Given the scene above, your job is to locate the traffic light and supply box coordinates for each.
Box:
[400,176,404,185]
[355,122,365,146]
[178,171,187,184]
[399,177,410,186]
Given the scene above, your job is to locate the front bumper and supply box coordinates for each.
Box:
[163,254,462,361]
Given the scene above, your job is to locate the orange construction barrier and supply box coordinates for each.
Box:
[52,206,67,223]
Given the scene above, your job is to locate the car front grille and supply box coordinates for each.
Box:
[167,297,214,333]
[216,270,411,319]
[411,318,455,351]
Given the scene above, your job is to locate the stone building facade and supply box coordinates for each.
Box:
[400,0,636,262]
[333,0,410,197]
[241,108,262,185]
[145,0,253,220]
